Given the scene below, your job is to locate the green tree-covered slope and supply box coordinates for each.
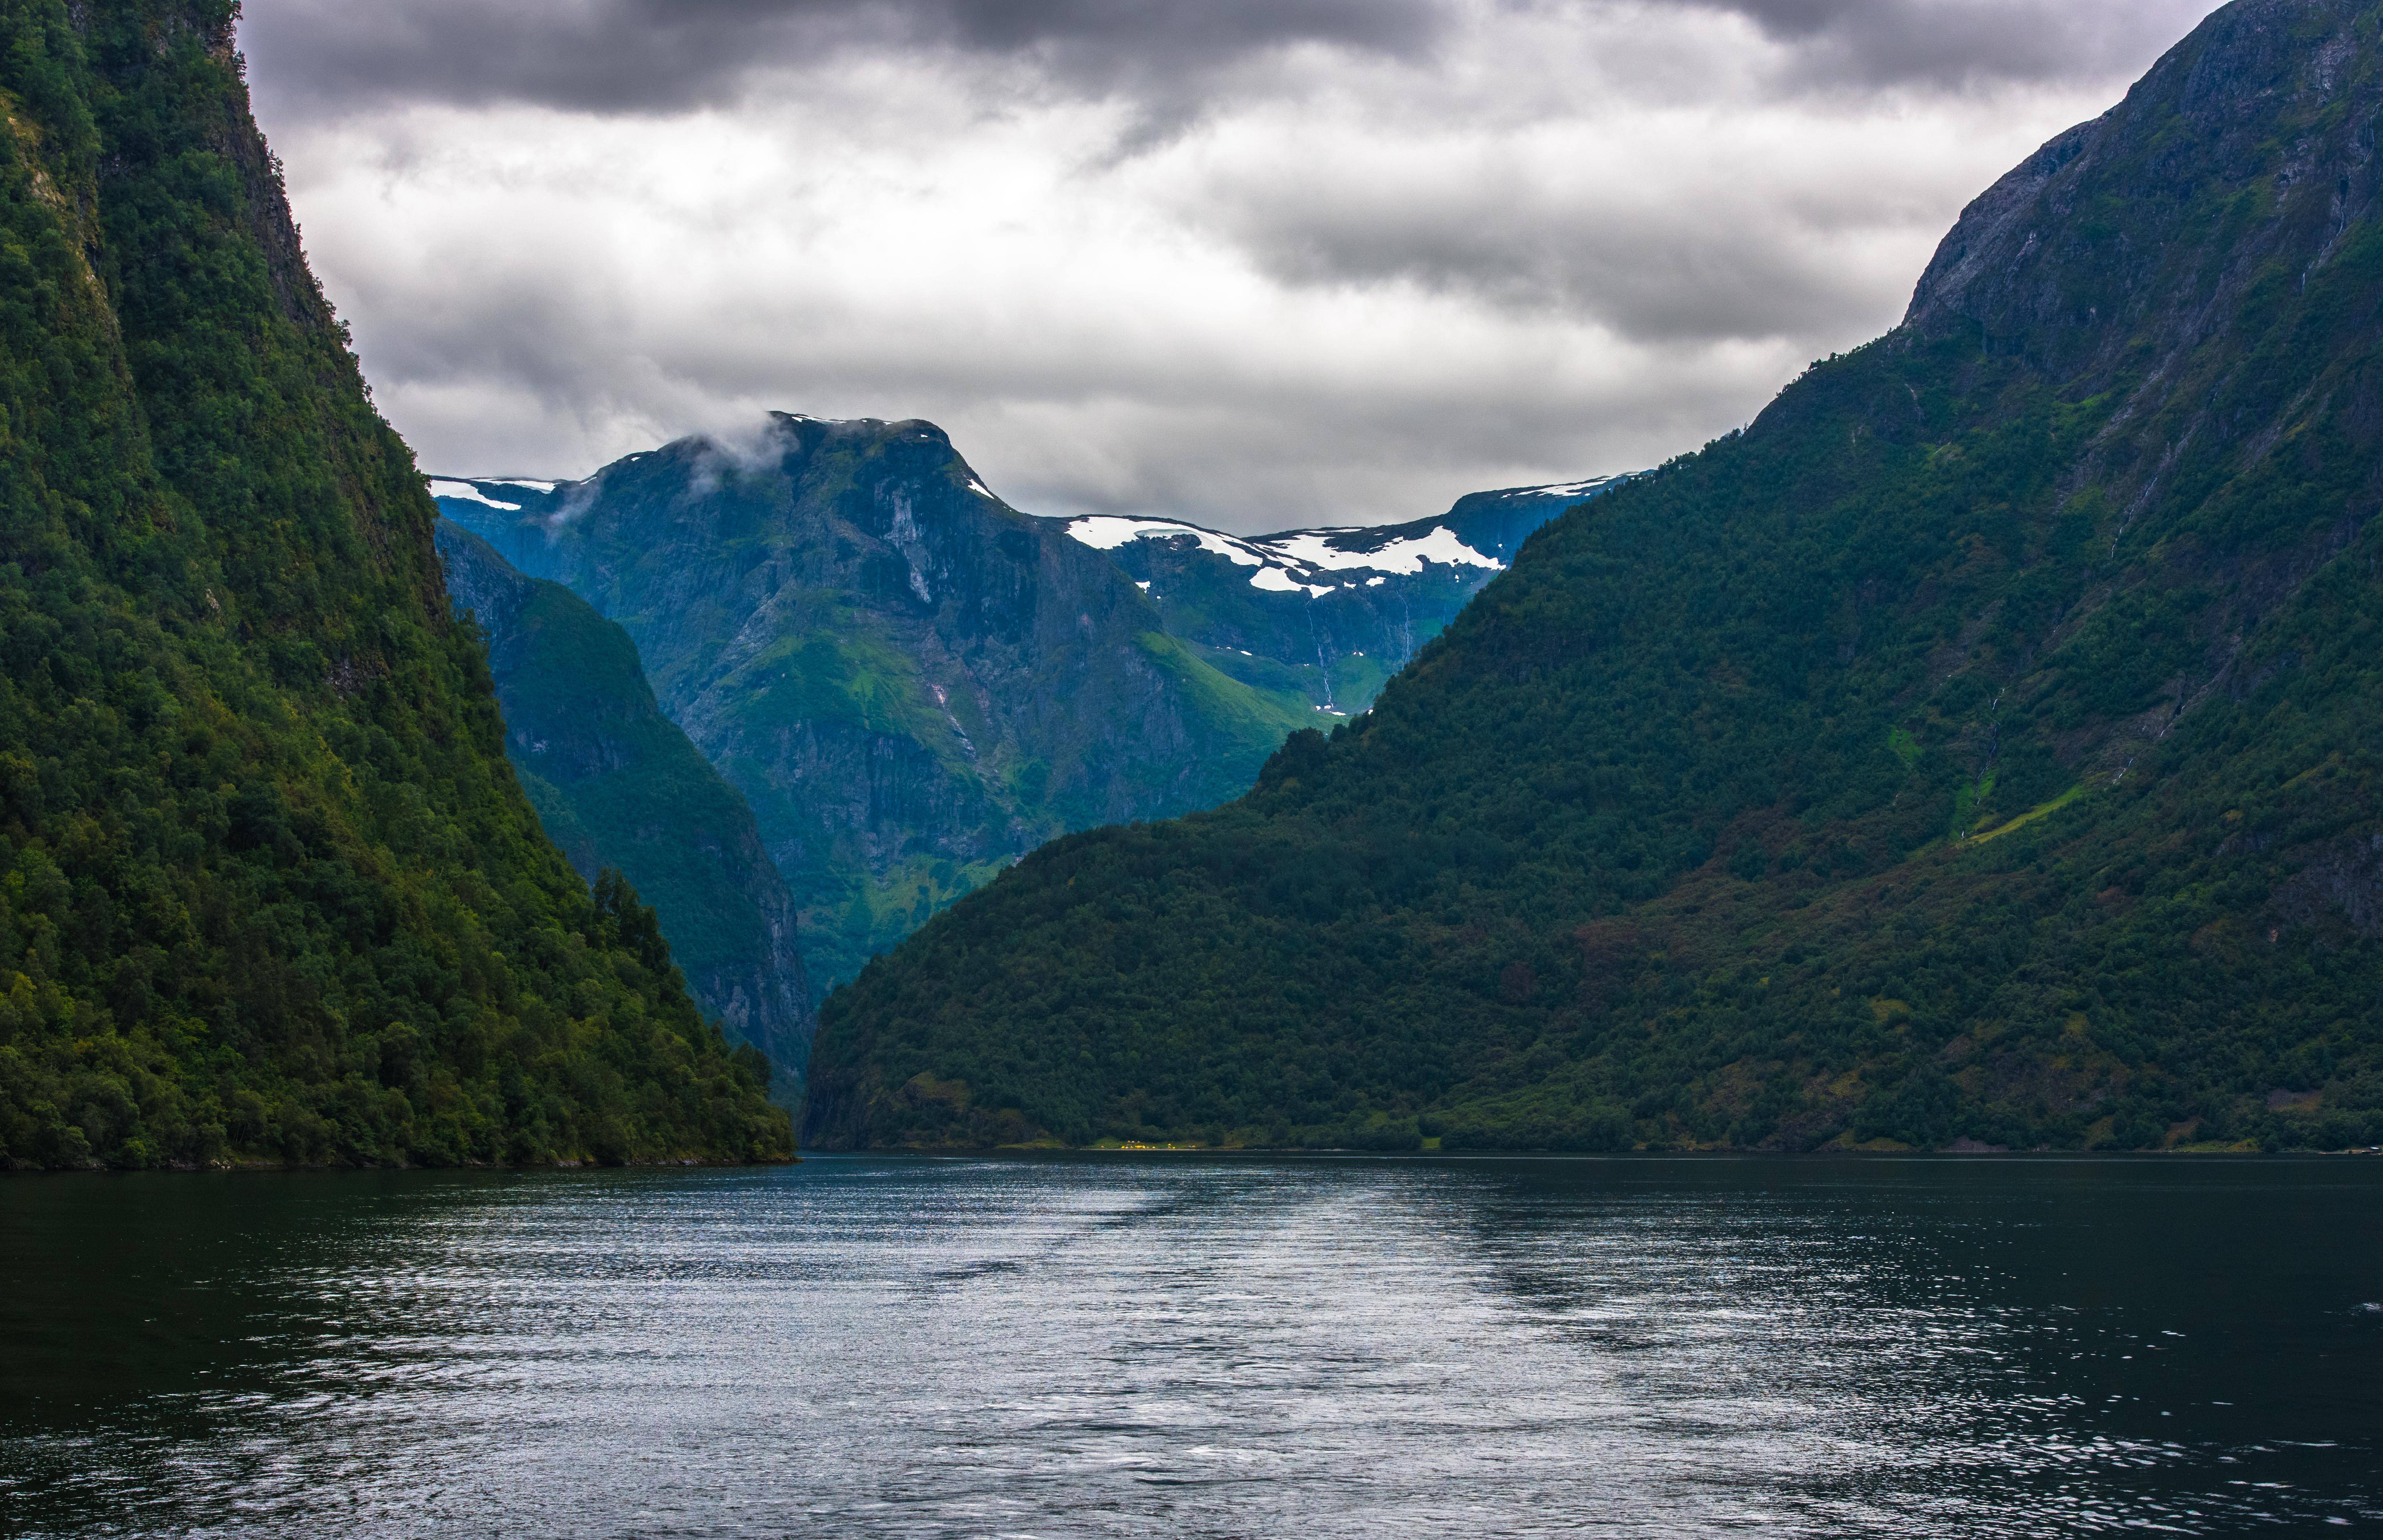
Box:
[0,0,787,1168]
[805,0,2383,1155]
[436,522,813,1084]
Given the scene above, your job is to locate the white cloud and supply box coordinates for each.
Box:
[243,0,2224,532]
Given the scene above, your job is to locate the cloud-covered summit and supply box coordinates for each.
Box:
[240,0,2223,532]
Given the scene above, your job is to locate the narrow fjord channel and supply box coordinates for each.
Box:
[5,1157,2379,1537]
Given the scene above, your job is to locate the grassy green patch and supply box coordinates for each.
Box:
[1969,781,2091,845]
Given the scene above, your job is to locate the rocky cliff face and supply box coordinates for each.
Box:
[1057,478,1625,715]
[435,524,814,1081]
[1910,0,2375,370]
[1885,0,2383,795]
[435,416,1311,993]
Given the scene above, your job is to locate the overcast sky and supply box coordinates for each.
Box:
[240,0,2224,532]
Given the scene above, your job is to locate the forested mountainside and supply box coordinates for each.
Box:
[436,524,813,1084]
[1058,479,1623,717]
[806,0,2383,1156]
[434,419,1313,995]
[0,0,787,1169]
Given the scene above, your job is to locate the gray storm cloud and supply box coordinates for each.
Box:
[244,0,2218,114]
[239,0,2224,532]
[1700,0,2216,86]
[241,0,1448,115]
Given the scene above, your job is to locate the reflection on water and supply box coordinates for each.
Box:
[3,1156,2379,1537]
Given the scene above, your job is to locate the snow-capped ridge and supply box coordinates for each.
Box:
[1066,516,1270,570]
[428,479,522,512]
[1059,505,1528,597]
[1260,526,1501,576]
[1056,471,1619,595]
[1506,475,1621,501]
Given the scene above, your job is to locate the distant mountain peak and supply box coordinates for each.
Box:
[1058,513,1505,604]
[433,419,1317,996]
[433,433,1635,992]
[1051,475,1625,601]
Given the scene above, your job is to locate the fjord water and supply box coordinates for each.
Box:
[3,1158,2378,1537]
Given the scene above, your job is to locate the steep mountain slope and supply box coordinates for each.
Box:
[806,0,2383,1155]
[436,523,813,1082]
[0,0,785,1168]
[1055,478,1624,716]
[434,418,1313,994]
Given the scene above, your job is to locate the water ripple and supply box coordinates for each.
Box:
[3,1155,2379,1537]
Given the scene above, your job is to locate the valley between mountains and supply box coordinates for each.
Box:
[5,0,2381,1173]
[431,432,1607,1045]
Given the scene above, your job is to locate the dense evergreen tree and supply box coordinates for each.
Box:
[0,0,788,1168]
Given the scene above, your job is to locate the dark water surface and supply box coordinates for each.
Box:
[3,1155,2379,1537]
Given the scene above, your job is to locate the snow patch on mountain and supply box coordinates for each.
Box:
[1259,526,1502,575]
[1248,566,1336,597]
[1063,511,1508,596]
[1511,475,1622,500]
[1066,517,1269,569]
[429,479,522,512]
